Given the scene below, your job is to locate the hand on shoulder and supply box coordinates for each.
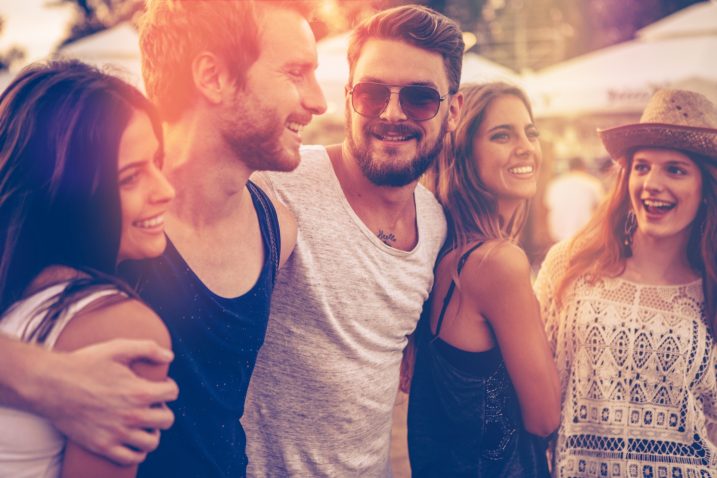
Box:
[50,296,175,474]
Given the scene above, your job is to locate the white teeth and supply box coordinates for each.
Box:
[134,214,164,228]
[286,122,304,133]
[509,165,534,174]
[378,135,411,141]
[643,199,673,208]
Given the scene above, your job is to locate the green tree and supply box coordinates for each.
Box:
[47,0,143,47]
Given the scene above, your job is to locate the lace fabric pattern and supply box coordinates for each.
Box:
[535,242,717,478]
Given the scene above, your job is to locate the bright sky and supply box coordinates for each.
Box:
[0,0,74,66]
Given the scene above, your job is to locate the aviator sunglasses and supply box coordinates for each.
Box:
[348,82,449,121]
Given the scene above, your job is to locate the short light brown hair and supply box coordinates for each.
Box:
[347,5,464,94]
[139,0,314,122]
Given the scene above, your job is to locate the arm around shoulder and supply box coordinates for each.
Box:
[53,297,171,478]
[0,333,58,409]
[463,242,561,437]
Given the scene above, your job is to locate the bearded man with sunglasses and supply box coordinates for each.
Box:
[243,5,464,476]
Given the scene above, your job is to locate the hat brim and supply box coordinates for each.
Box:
[598,123,717,166]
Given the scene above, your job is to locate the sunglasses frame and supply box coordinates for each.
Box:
[347,82,449,121]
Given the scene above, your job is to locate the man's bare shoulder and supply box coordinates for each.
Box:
[250,173,297,267]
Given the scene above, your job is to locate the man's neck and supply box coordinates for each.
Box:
[163,115,254,230]
[327,143,419,250]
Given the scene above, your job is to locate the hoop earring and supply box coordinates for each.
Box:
[623,209,637,248]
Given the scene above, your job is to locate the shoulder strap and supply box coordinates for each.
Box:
[247,180,281,285]
[433,242,483,338]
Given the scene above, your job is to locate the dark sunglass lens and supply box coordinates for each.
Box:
[352,83,390,117]
[400,86,441,120]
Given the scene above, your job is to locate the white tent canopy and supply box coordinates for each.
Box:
[526,33,717,118]
[637,0,717,41]
[461,52,520,86]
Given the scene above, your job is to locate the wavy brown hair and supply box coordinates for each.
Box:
[423,82,535,254]
[554,151,717,336]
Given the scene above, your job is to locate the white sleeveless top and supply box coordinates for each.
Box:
[0,283,121,478]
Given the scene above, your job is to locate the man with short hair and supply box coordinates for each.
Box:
[126,1,326,476]
[243,5,464,476]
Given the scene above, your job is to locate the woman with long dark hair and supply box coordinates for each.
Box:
[407,82,560,476]
[0,60,174,478]
[536,88,717,477]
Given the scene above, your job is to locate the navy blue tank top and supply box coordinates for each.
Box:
[123,181,280,478]
[407,243,549,477]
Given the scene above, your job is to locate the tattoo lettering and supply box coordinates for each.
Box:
[377,229,397,245]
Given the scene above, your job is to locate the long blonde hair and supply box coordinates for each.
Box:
[554,152,717,335]
[424,82,534,254]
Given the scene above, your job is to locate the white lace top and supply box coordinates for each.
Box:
[535,241,717,478]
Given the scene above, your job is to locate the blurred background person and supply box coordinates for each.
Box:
[544,156,604,242]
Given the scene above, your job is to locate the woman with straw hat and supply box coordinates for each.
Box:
[535,88,717,477]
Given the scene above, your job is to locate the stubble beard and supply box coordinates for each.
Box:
[346,111,448,187]
[221,90,299,173]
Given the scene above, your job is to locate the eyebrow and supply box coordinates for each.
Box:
[665,160,695,168]
[633,157,694,168]
[357,77,440,89]
[118,159,150,174]
[487,123,536,133]
[284,60,317,71]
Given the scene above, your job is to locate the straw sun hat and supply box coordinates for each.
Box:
[598,88,717,165]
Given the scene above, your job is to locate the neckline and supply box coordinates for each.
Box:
[610,275,702,289]
[322,146,422,257]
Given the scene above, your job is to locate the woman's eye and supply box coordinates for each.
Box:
[491,132,509,142]
[633,163,649,173]
[667,166,686,175]
[119,172,140,186]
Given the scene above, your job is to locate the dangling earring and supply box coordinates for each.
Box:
[623,209,637,248]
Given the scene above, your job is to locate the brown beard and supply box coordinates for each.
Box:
[345,110,449,187]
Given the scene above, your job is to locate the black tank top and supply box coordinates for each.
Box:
[407,243,549,477]
[430,242,503,376]
[124,181,280,478]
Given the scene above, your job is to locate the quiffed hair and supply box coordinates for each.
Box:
[347,5,464,95]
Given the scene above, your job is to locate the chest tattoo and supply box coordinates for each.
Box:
[377,229,397,245]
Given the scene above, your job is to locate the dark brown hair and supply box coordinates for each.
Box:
[347,5,464,94]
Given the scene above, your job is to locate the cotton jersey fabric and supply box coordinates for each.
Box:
[243,145,447,477]
[535,241,717,478]
[0,283,122,478]
[129,181,280,478]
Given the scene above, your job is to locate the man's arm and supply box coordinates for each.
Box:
[0,333,178,465]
